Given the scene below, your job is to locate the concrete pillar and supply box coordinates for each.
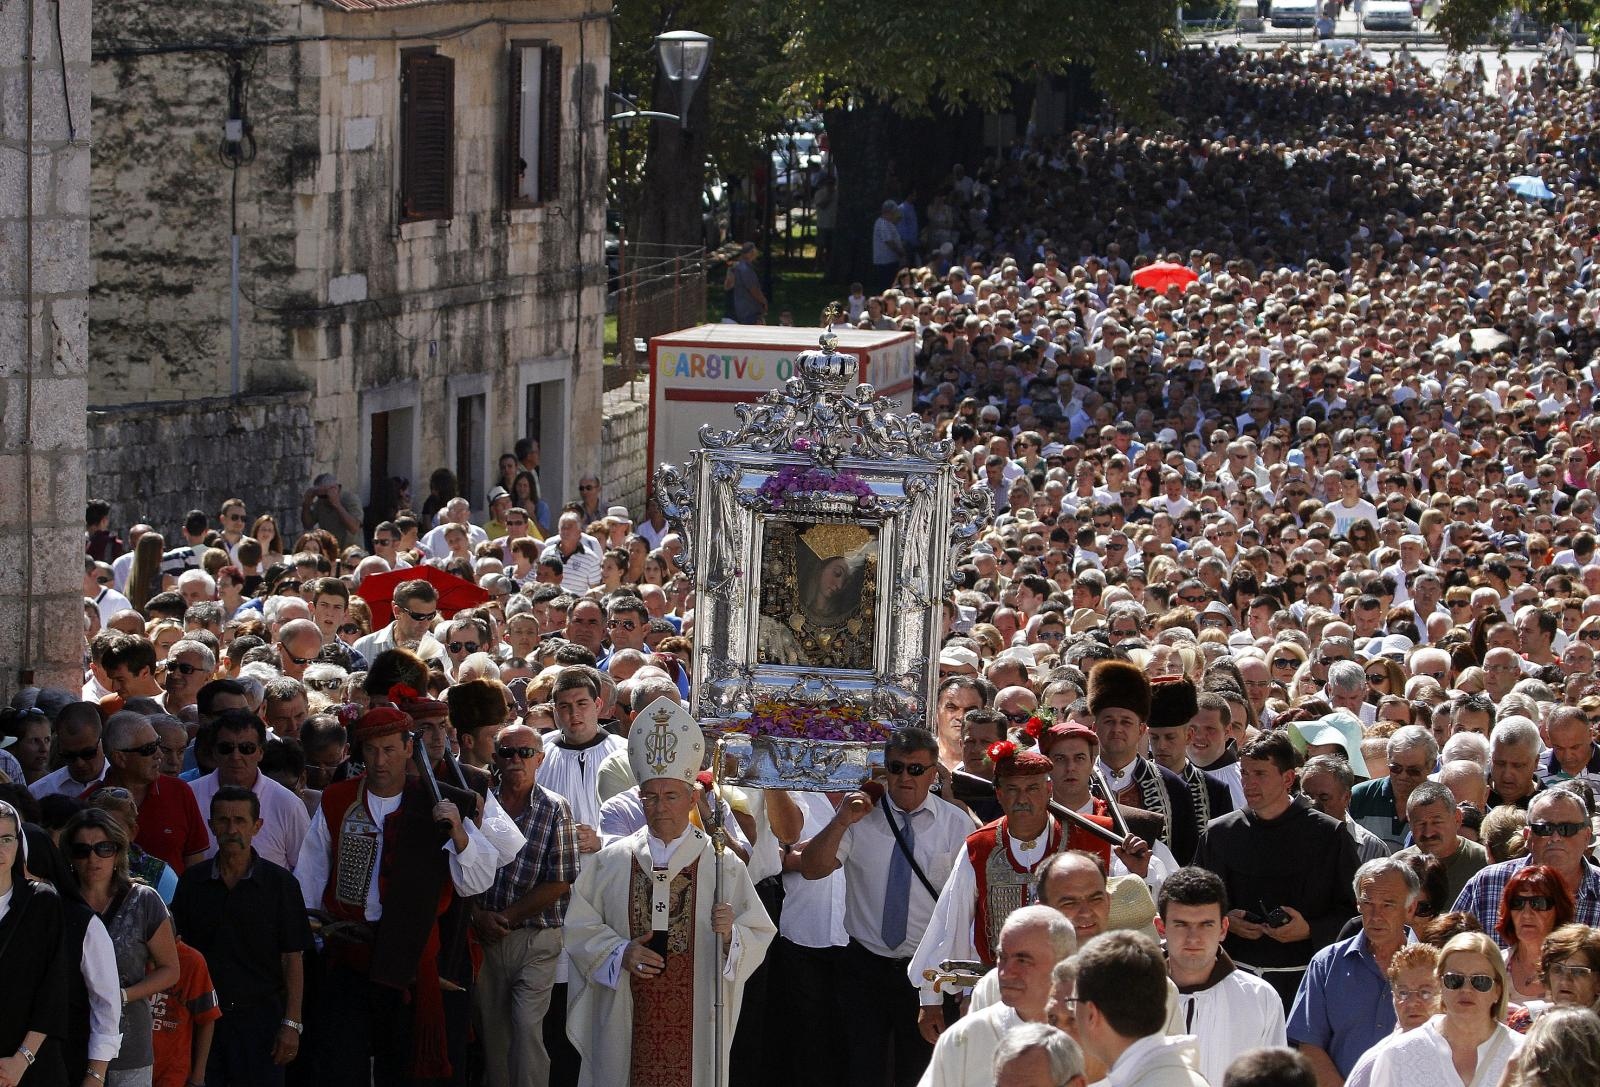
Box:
[0,0,91,700]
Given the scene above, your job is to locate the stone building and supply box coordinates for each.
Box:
[89,0,610,535]
[0,0,91,699]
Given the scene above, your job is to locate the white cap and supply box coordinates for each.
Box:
[628,697,706,785]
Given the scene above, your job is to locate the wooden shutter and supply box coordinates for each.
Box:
[538,43,562,202]
[400,49,455,223]
[504,45,525,205]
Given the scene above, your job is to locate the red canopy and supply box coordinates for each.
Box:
[355,565,489,628]
[1131,261,1199,293]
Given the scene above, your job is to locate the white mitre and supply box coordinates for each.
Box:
[628,696,706,785]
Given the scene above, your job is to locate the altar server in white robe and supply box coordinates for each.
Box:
[919,905,1077,1087]
[564,698,776,1087]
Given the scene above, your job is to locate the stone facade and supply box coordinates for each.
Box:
[0,0,92,699]
[600,384,649,517]
[90,0,609,527]
[87,393,314,542]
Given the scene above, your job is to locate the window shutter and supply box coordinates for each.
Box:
[401,50,455,223]
[538,44,562,202]
[504,45,523,205]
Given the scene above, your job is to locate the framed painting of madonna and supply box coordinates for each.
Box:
[654,322,989,790]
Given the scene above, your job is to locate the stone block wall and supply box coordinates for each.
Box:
[600,384,649,517]
[0,0,92,700]
[87,392,314,543]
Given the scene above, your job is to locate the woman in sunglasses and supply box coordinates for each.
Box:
[1498,866,1575,1005]
[1370,931,1522,1087]
[62,808,180,1087]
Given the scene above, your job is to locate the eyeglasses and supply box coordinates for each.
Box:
[1529,821,1587,838]
[338,623,361,636]
[886,761,933,776]
[1272,657,1299,670]
[214,741,260,757]
[1581,631,1600,642]
[304,678,344,692]
[1367,672,1389,684]
[225,513,246,522]
[70,841,120,859]
[1393,986,1440,1003]
[496,745,539,761]
[1549,963,1595,981]
[397,606,438,623]
[606,620,638,631]
[1441,972,1496,993]
[95,576,111,585]
[373,537,396,547]
[118,740,161,758]
[1509,895,1554,912]
[276,580,302,593]
[61,746,100,762]
[448,641,480,655]
[1178,594,1207,605]
[1387,763,1429,779]
[281,648,316,666]
[164,659,202,675]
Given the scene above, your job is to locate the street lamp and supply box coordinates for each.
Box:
[655,30,713,133]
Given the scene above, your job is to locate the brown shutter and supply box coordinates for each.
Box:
[538,44,562,202]
[400,49,455,223]
[504,44,523,206]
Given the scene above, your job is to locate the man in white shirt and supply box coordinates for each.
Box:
[919,905,1077,1087]
[1330,470,1380,538]
[85,559,132,625]
[801,728,973,1087]
[539,512,605,594]
[1158,867,1286,1087]
[28,702,109,799]
[190,709,310,870]
[1070,931,1207,1087]
[419,498,488,558]
[770,790,850,1083]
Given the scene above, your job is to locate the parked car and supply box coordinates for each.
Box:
[1363,0,1415,30]
[1269,0,1319,28]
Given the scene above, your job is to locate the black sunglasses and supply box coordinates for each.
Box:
[70,841,119,860]
[886,761,933,777]
[338,623,361,635]
[214,741,260,757]
[282,648,316,666]
[448,641,481,655]
[164,659,202,675]
[118,741,161,758]
[61,746,100,762]
[1530,821,1586,838]
[1509,895,1554,911]
[496,746,539,761]
[1441,972,1495,993]
[398,606,438,623]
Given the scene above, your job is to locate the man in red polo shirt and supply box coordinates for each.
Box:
[92,709,209,872]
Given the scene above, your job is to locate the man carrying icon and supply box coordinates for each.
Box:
[563,699,775,1087]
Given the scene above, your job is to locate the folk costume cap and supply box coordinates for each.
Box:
[352,705,414,744]
[629,696,705,785]
[1087,659,1152,722]
[391,683,449,723]
[987,739,1054,779]
[1040,721,1099,754]
[1147,674,1199,731]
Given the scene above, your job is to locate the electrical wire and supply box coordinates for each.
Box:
[52,0,77,141]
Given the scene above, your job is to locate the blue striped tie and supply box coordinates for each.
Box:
[881,807,917,949]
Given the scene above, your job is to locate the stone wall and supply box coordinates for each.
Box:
[0,0,92,699]
[86,393,314,543]
[600,384,649,517]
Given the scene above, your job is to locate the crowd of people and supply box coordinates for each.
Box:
[10,36,1600,1087]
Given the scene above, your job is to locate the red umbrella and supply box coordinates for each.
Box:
[356,565,489,628]
[1131,262,1199,293]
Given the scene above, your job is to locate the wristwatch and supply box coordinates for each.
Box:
[281,1019,304,1034]
[16,1044,35,1066]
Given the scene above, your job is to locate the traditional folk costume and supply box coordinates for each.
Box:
[564,699,775,1087]
[1090,661,1199,864]
[294,705,498,1085]
[909,745,1064,990]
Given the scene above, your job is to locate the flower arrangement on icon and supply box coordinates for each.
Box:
[720,699,896,743]
[755,465,874,507]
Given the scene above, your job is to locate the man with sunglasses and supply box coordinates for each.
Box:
[274,619,325,683]
[191,708,311,871]
[217,497,249,560]
[352,578,443,665]
[473,722,579,1087]
[88,709,209,873]
[801,727,971,1084]
[1451,788,1600,940]
[28,701,108,799]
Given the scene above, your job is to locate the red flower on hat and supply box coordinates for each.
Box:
[1023,716,1046,740]
[335,702,362,727]
[987,740,1018,763]
[388,683,421,703]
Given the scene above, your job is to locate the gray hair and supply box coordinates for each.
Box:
[302,663,348,689]
[262,676,307,705]
[1498,693,1539,724]
[1327,659,1367,695]
[1405,780,1457,818]
[1301,754,1354,792]
[232,672,268,711]
[1490,716,1541,756]
[1354,856,1422,905]
[167,638,217,674]
[103,709,152,751]
[1387,724,1439,765]
[176,568,216,596]
[992,1023,1084,1086]
[1000,904,1078,961]
[1441,732,1490,768]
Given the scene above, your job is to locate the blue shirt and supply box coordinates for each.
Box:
[1286,930,1406,1076]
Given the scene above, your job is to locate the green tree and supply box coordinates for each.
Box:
[1432,0,1600,48]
